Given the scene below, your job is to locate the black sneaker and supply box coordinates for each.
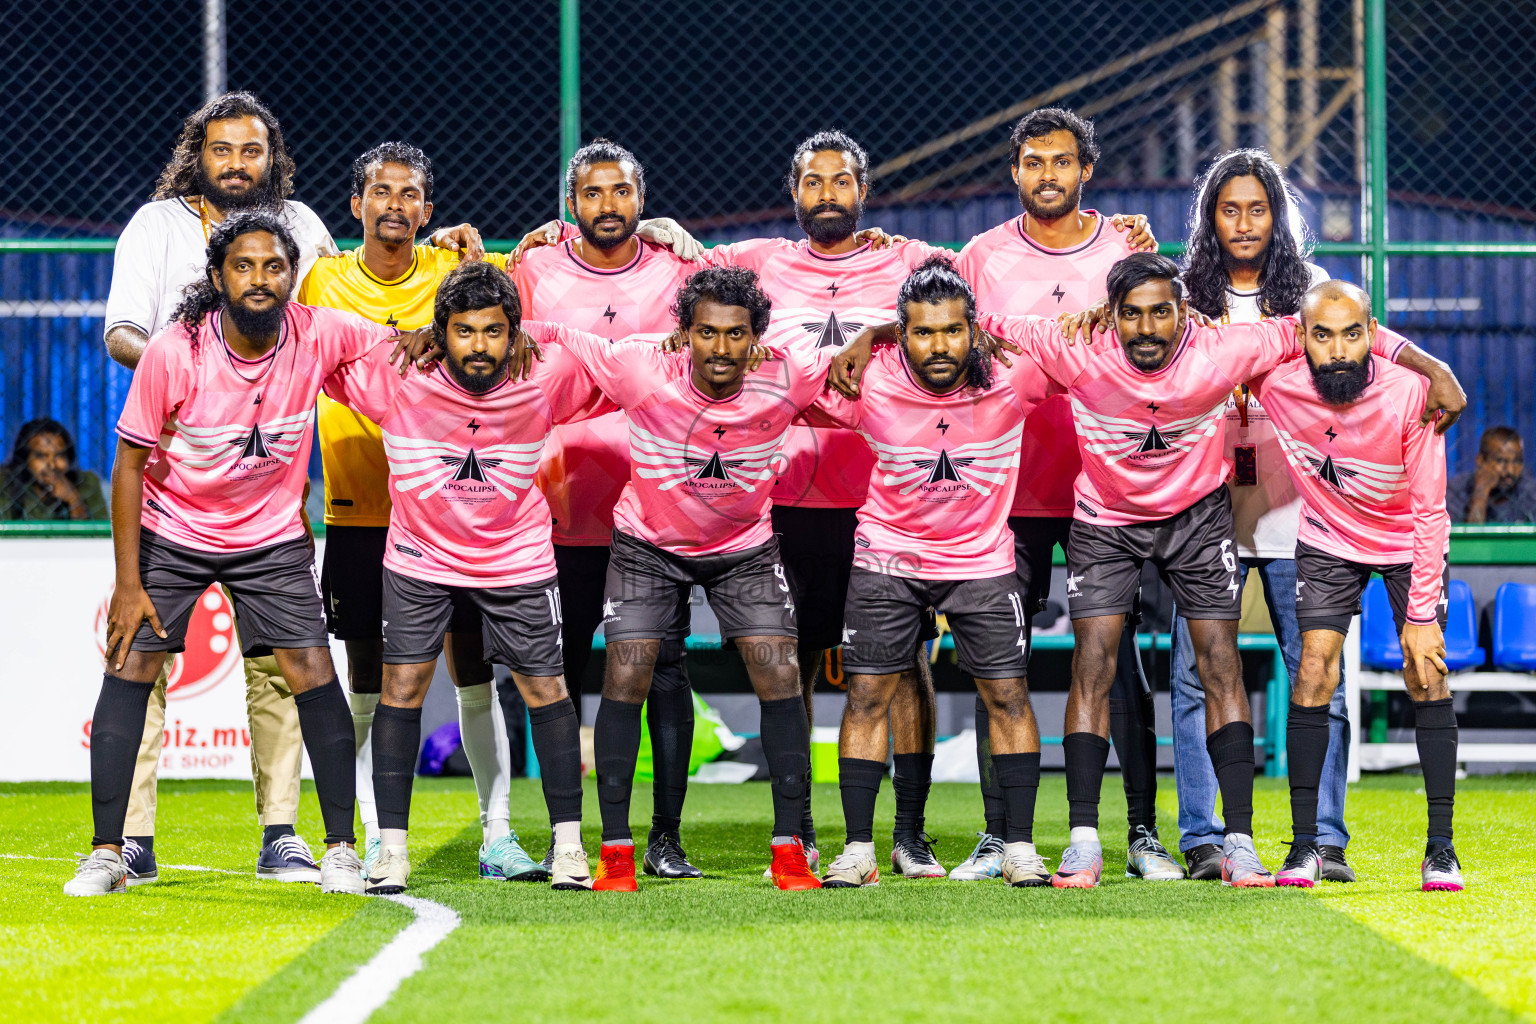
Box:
[539,828,556,874]
[1320,844,1356,883]
[1184,843,1223,881]
[121,836,158,887]
[642,832,703,878]
[256,833,322,883]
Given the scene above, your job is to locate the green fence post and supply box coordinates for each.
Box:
[1364,0,1388,322]
[559,0,581,223]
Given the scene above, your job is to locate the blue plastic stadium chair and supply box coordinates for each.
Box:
[1493,582,1536,671]
[1359,578,1401,669]
[1442,579,1486,671]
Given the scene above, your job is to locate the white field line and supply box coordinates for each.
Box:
[295,894,461,1024]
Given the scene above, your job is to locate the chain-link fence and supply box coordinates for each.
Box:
[2,0,1535,483]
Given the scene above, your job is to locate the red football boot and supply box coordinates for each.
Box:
[593,842,639,892]
[770,838,823,891]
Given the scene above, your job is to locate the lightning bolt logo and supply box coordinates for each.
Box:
[603,305,617,324]
[1051,283,1065,302]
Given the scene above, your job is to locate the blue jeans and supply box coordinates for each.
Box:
[1169,557,1351,850]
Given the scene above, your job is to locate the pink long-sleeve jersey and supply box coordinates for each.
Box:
[955,212,1134,517]
[322,321,600,588]
[979,313,1410,527]
[1251,354,1449,623]
[117,303,394,552]
[808,345,1055,580]
[554,329,836,556]
[514,239,696,546]
[707,237,947,508]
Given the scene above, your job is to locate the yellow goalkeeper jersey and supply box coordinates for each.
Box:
[299,244,510,526]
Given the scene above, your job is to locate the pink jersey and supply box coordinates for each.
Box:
[117,303,393,552]
[323,322,599,588]
[981,313,1409,527]
[807,345,1054,580]
[515,239,695,546]
[956,212,1135,517]
[708,237,946,508]
[555,328,835,556]
[1251,355,1449,622]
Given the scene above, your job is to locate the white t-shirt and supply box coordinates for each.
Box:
[104,198,335,339]
[1224,261,1331,559]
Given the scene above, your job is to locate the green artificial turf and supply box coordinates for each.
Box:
[2,775,1532,1023]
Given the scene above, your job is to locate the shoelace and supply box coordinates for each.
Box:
[272,834,315,864]
[120,838,146,878]
[964,833,1005,863]
[1058,842,1101,872]
[1424,845,1460,872]
[1279,842,1319,870]
[895,833,940,865]
[1224,840,1267,876]
[1127,826,1167,856]
[324,845,362,870]
[1005,848,1048,874]
[77,852,119,878]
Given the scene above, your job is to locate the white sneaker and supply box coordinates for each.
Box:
[763,842,818,879]
[365,844,410,894]
[1000,842,1051,887]
[891,834,946,878]
[549,843,594,890]
[949,832,1006,880]
[821,843,880,888]
[63,849,127,896]
[319,844,368,895]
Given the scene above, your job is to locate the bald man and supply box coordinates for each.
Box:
[1242,281,1463,892]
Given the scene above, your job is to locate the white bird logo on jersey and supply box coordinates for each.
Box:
[1072,400,1226,464]
[630,422,786,492]
[383,432,543,499]
[801,311,866,349]
[865,422,1023,497]
[163,409,311,472]
[1273,429,1406,501]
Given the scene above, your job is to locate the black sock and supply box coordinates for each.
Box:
[891,752,934,841]
[1207,720,1256,837]
[758,695,810,839]
[1062,732,1111,830]
[294,680,359,845]
[1285,703,1331,843]
[496,679,528,777]
[838,758,885,844]
[262,824,296,846]
[974,694,1006,837]
[1414,697,1458,842]
[529,698,583,826]
[89,675,154,847]
[594,697,644,842]
[992,752,1042,843]
[371,702,421,833]
[801,765,817,848]
[646,652,693,841]
[1108,626,1158,837]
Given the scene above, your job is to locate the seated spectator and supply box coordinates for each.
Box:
[1447,426,1536,523]
[0,418,108,521]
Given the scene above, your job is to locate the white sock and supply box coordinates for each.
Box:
[1070,826,1100,846]
[1004,841,1037,858]
[553,821,581,846]
[455,682,510,840]
[348,690,381,839]
[379,828,408,849]
[485,818,511,843]
[842,840,875,856]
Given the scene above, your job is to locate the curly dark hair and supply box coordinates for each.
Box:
[897,255,991,390]
[1107,252,1185,311]
[1182,148,1314,319]
[671,266,772,336]
[784,129,870,195]
[170,211,300,333]
[565,138,646,199]
[152,92,295,206]
[432,261,522,346]
[1009,107,1100,169]
[351,141,434,203]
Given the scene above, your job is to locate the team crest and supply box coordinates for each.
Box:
[867,423,1022,502]
[1273,429,1406,501]
[630,422,785,498]
[1073,400,1225,466]
[384,432,543,503]
[164,409,312,480]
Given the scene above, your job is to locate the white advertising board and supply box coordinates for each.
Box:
[0,537,347,781]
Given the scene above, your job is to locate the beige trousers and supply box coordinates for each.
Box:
[122,655,304,835]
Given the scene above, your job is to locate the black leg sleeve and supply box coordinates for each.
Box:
[758,695,811,840]
[370,702,421,834]
[529,697,583,825]
[594,697,643,842]
[838,757,886,845]
[1413,697,1458,841]
[1285,703,1331,841]
[1063,732,1111,830]
[992,752,1042,843]
[89,675,156,848]
[647,640,694,839]
[295,680,360,845]
[974,694,1007,837]
[1207,720,1256,838]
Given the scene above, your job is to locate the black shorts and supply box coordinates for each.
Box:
[603,530,795,642]
[1007,515,1071,612]
[1065,486,1241,621]
[842,567,1029,678]
[1294,541,1450,635]
[381,569,565,675]
[771,504,857,651]
[131,530,328,655]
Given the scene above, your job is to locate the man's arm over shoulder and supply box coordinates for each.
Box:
[320,333,404,424]
[977,312,1085,388]
[530,320,663,408]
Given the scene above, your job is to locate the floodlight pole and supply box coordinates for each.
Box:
[559,0,581,223]
[203,0,226,104]
[1364,0,1388,322]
